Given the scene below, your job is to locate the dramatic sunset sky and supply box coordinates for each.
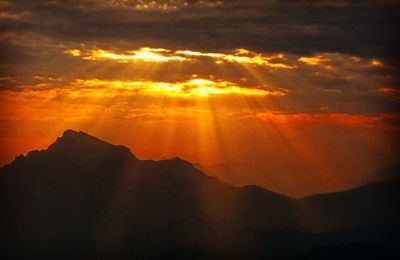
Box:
[0,0,399,196]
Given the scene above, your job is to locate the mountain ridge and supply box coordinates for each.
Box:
[6,129,396,199]
[1,130,399,259]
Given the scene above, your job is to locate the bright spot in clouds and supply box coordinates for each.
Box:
[67,47,187,62]
[73,78,280,97]
[65,47,295,68]
[298,55,330,66]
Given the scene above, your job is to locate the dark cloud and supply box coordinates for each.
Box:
[0,0,399,115]
[1,0,399,57]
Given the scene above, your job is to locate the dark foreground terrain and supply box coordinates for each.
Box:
[1,130,399,259]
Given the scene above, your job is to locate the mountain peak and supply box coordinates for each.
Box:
[60,129,98,141]
[48,129,136,160]
[62,129,82,137]
[52,129,106,147]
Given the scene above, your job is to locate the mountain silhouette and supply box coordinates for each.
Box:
[1,130,399,259]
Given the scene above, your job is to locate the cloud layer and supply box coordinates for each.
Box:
[1,0,399,115]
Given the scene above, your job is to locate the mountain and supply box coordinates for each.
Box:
[301,180,400,231]
[1,130,399,259]
[372,163,400,183]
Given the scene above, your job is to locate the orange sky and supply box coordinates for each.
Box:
[1,0,400,197]
[0,49,399,196]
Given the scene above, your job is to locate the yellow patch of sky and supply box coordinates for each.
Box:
[64,47,294,68]
[131,0,224,12]
[298,55,330,66]
[73,78,280,97]
[299,54,385,69]
[65,46,386,73]
[370,59,384,67]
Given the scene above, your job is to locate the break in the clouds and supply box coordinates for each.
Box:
[1,39,398,114]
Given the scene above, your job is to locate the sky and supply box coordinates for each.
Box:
[0,0,399,197]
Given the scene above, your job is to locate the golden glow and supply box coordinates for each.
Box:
[64,49,81,57]
[298,55,330,66]
[73,78,279,97]
[1,80,398,197]
[254,112,398,128]
[175,49,224,58]
[79,47,187,63]
[130,0,223,12]
[133,0,185,11]
[65,47,295,68]
[3,44,398,198]
[370,59,384,67]
[65,46,386,72]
